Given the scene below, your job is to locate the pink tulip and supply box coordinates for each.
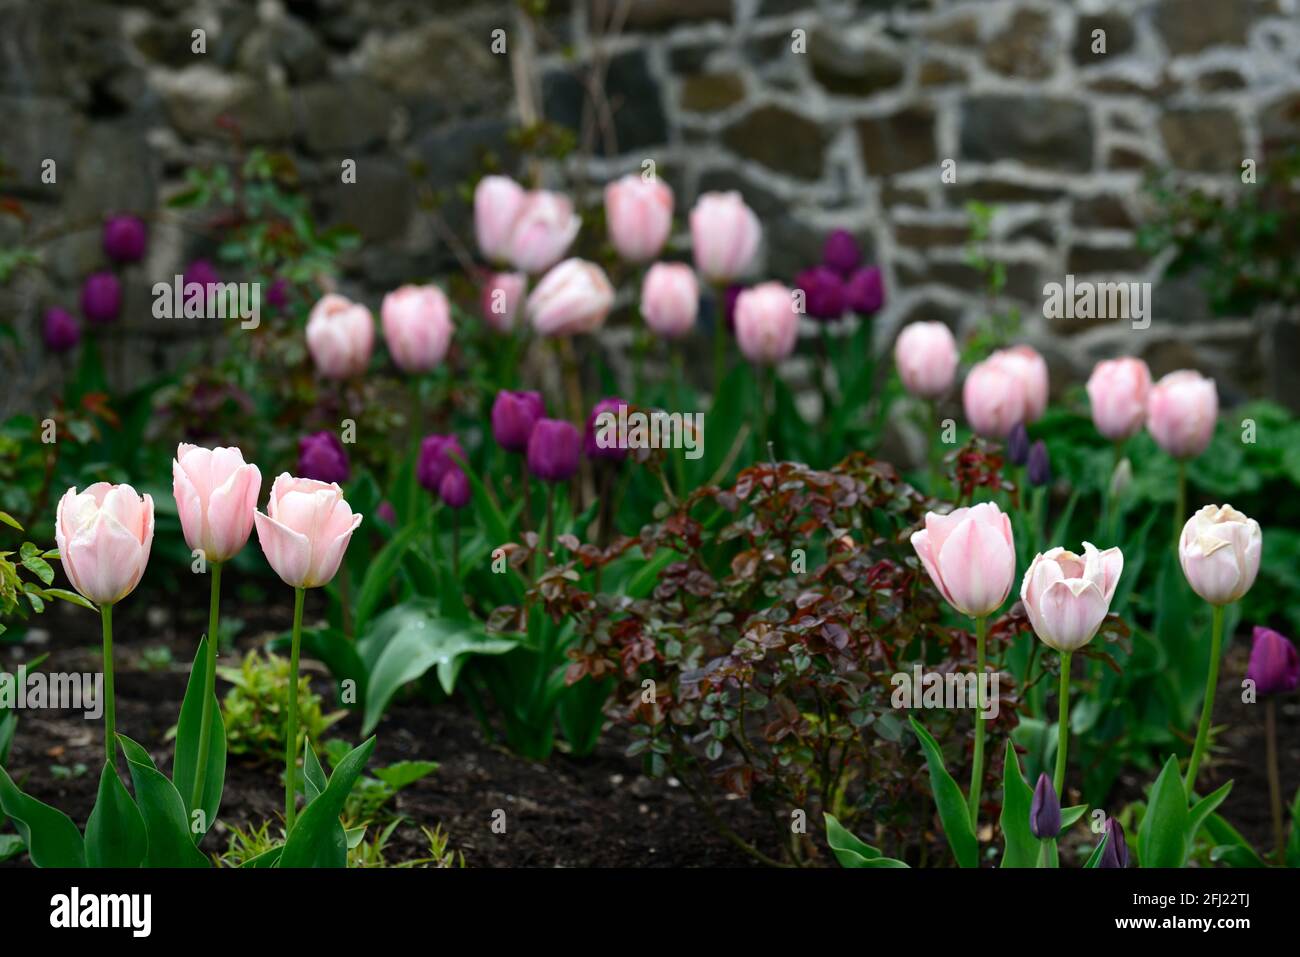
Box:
[474,175,526,265]
[1147,369,1218,459]
[254,474,363,589]
[1086,357,1152,441]
[640,262,699,339]
[962,345,1049,437]
[381,284,453,373]
[910,502,1015,618]
[1179,504,1262,606]
[480,271,527,333]
[526,258,615,337]
[733,282,799,365]
[605,175,673,263]
[305,293,374,379]
[1021,542,1124,652]
[172,444,262,564]
[894,321,958,399]
[55,483,155,606]
[508,190,581,274]
[690,191,762,283]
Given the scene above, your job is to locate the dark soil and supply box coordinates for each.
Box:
[0,596,770,868]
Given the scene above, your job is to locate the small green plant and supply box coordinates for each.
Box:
[319,740,438,826]
[218,649,346,760]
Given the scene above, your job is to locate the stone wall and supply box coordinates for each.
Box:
[4,0,1300,412]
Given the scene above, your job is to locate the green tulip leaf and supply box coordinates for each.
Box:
[84,761,147,868]
[1083,830,1110,868]
[1061,804,1089,831]
[1204,813,1266,867]
[280,736,375,868]
[303,738,328,805]
[999,741,1037,868]
[1138,755,1190,868]
[0,764,85,867]
[353,521,422,635]
[909,715,978,868]
[172,636,226,839]
[240,846,283,868]
[118,736,210,867]
[824,813,909,868]
[1187,780,1233,843]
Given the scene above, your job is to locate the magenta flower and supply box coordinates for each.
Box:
[297,431,350,485]
[527,419,580,482]
[42,307,80,353]
[491,390,545,454]
[795,265,846,321]
[845,266,884,314]
[585,397,628,461]
[103,215,147,264]
[417,434,465,492]
[1247,626,1299,696]
[821,229,861,277]
[80,272,122,324]
[439,468,471,509]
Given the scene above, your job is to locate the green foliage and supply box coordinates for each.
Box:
[218,649,345,760]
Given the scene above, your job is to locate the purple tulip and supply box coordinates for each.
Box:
[1027,440,1051,487]
[266,277,290,311]
[439,467,471,509]
[796,265,847,321]
[1007,423,1030,466]
[527,418,580,482]
[42,307,80,353]
[1099,818,1129,868]
[1247,626,1299,696]
[297,431,350,484]
[845,266,884,314]
[1029,773,1061,840]
[183,259,221,310]
[822,229,861,277]
[103,215,148,264]
[722,283,744,332]
[585,396,628,461]
[375,501,397,525]
[417,434,465,492]
[80,272,122,324]
[491,390,545,454]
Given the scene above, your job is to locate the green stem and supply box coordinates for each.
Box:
[545,482,557,556]
[712,284,728,393]
[285,586,305,831]
[1054,651,1071,795]
[1185,603,1225,796]
[101,603,116,768]
[191,562,222,812]
[754,363,768,459]
[1266,698,1284,862]
[1173,459,1187,550]
[968,615,987,828]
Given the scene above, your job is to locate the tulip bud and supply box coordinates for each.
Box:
[585,397,628,462]
[417,435,465,493]
[254,475,362,589]
[42,307,80,353]
[527,418,581,482]
[376,501,397,525]
[526,259,615,337]
[963,346,1048,438]
[1021,542,1123,653]
[1147,370,1218,460]
[1027,440,1051,487]
[474,175,526,265]
[821,229,861,277]
[480,271,527,333]
[1086,357,1152,442]
[795,265,846,321]
[733,282,799,365]
[508,190,582,274]
[491,390,545,454]
[910,502,1016,618]
[438,468,471,510]
[173,444,262,564]
[55,484,155,606]
[381,284,453,374]
[306,293,375,379]
[1246,626,1299,696]
[1007,423,1030,466]
[1029,773,1061,839]
[1099,818,1129,868]
[894,321,958,400]
[1178,504,1262,606]
[1108,457,1132,501]
[844,265,884,314]
[640,262,699,339]
[690,191,762,283]
[297,431,350,485]
[604,174,673,263]
[103,215,147,264]
[183,259,221,312]
[80,271,122,325]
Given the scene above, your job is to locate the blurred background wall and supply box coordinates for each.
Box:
[3,0,1299,410]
